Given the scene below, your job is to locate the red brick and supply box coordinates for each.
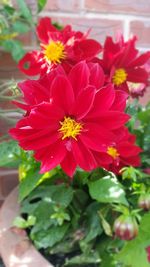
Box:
[0,200,4,208]
[49,16,124,44]
[45,0,81,12]
[130,20,150,48]
[17,31,35,46]
[0,171,18,197]
[0,52,26,80]
[85,0,150,16]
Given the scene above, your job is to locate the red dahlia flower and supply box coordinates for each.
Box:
[10,61,130,177]
[18,17,102,76]
[99,35,150,97]
[94,127,142,174]
[14,62,105,113]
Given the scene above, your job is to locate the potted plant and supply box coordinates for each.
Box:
[0,12,150,267]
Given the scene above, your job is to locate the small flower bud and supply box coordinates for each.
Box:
[138,194,150,211]
[114,215,138,241]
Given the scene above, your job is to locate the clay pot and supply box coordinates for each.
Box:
[0,187,53,267]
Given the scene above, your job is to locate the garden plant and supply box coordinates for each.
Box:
[0,1,150,267]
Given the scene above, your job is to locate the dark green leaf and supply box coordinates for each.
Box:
[33,224,69,249]
[88,176,128,206]
[19,170,43,201]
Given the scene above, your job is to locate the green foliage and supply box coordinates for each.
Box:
[0,140,20,167]
[116,212,150,267]
[88,175,128,206]
[13,215,36,228]
[2,39,25,61]
[16,0,33,22]
[37,0,47,12]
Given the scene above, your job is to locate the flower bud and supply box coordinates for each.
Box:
[114,215,138,241]
[138,193,150,211]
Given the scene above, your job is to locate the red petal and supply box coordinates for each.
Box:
[61,152,77,177]
[50,75,75,113]
[20,130,60,150]
[110,90,128,111]
[18,80,49,106]
[36,17,57,43]
[37,141,67,173]
[96,111,130,129]
[86,84,115,118]
[72,139,97,171]
[18,51,42,76]
[118,142,142,157]
[80,122,116,151]
[127,68,149,84]
[72,85,96,120]
[121,155,141,167]
[74,39,102,60]
[89,63,105,89]
[68,61,90,97]
[28,102,64,129]
[129,51,150,68]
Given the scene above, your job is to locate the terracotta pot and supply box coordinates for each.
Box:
[0,187,53,267]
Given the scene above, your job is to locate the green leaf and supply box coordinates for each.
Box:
[0,140,20,167]
[88,176,128,206]
[2,39,25,61]
[16,0,33,22]
[64,251,101,266]
[13,216,27,228]
[19,170,43,202]
[37,0,47,12]
[84,202,103,242]
[116,212,150,267]
[33,224,69,249]
[13,21,30,33]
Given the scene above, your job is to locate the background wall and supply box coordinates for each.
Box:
[0,0,150,206]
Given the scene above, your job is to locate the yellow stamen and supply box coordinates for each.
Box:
[112,68,127,86]
[59,117,83,140]
[107,146,120,159]
[43,41,66,64]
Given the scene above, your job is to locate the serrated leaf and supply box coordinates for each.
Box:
[88,176,128,206]
[116,212,150,267]
[37,0,47,12]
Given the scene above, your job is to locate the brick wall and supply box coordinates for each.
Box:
[0,0,150,204]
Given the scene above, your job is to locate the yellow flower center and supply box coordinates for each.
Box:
[59,117,83,140]
[112,68,127,86]
[107,146,120,159]
[43,41,66,64]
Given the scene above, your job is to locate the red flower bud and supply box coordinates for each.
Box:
[138,194,150,211]
[114,215,138,241]
[146,246,150,262]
